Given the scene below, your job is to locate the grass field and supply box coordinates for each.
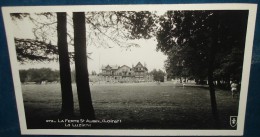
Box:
[21,82,239,129]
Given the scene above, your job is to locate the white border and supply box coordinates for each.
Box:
[1,3,258,136]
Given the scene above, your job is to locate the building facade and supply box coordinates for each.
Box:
[100,62,153,82]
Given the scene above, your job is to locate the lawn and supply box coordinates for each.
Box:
[21,82,239,129]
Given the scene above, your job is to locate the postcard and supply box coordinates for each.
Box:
[1,3,257,136]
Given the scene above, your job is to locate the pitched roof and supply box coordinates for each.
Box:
[101,62,148,71]
[101,65,119,70]
[135,62,143,68]
[134,62,148,71]
[119,65,131,69]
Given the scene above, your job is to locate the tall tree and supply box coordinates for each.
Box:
[71,11,155,118]
[11,13,75,116]
[73,12,95,119]
[57,12,74,117]
[156,10,248,124]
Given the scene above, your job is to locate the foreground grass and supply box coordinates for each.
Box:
[22,82,239,129]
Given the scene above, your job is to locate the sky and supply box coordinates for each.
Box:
[87,38,167,73]
[17,37,167,73]
[12,12,167,73]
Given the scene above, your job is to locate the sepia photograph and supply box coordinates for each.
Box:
[2,4,257,136]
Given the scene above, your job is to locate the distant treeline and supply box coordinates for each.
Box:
[19,68,80,84]
[19,68,167,84]
[19,68,60,83]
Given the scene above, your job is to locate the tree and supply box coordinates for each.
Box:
[91,71,97,75]
[14,38,58,63]
[164,55,193,83]
[213,11,248,88]
[70,11,156,118]
[157,11,209,84]
[19,68,60,83]
[73,12,95,119]
[150,69,165,82]
[156,10,248,124]
[11,13,75,117]
[19,69,28,83]
[84,11,156,48]
[57,12,74,117]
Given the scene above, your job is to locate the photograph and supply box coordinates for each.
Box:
[2,3,257,136]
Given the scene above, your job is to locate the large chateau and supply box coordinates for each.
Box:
[99,62,153,82]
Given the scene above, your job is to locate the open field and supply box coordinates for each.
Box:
[21,82,239,129]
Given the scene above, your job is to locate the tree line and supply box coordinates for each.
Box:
[19,68,59,83]
[156,10,248,123]
[19,68,165,83]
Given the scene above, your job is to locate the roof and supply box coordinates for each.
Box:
[101,65,120,70]
[135,62,143,68]
[101,62,148,71]
[134,62,148,71]
[118,65,131,69]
